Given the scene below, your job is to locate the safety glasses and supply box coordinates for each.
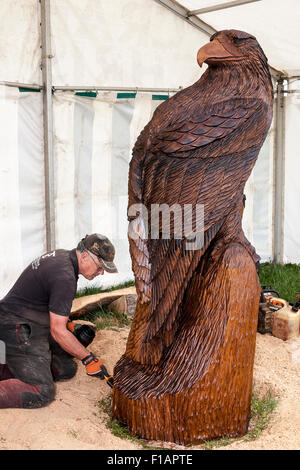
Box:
[86,250,103,273]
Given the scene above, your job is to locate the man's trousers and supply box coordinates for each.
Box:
[0,320,77,408]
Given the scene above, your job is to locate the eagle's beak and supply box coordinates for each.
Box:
[197,38,235,67]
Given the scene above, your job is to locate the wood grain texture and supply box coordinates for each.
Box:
[113,29,273,444]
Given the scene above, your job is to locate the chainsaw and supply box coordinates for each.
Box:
[258,286,300,339]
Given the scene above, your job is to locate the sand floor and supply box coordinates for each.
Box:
[0,328,299,450]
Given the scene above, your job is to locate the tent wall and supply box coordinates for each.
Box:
[243,120,274,262]
[283,94,300,263]
[0,86,45,298]
[50,0,207,89]
[53,91,165,291]
[0,0,41,85]
[0,0,297,298]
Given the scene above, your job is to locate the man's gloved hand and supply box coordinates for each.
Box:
[81,353,108,379]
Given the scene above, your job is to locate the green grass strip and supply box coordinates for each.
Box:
[79,305,131,330]
[75,280,134,298]
[258,263,300,303]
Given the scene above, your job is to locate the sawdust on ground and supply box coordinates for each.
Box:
[0,328,299,450]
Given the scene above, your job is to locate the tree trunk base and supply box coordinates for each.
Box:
[113,243,260,445]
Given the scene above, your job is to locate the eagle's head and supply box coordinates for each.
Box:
[197,29,269,70]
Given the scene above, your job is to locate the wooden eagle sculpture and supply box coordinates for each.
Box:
[113,30,273,445]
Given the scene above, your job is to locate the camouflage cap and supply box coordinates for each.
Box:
[79,234,118,273]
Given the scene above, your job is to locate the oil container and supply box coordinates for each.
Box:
[272,299,300,341]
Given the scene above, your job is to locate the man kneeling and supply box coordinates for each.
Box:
[0,234,117,408]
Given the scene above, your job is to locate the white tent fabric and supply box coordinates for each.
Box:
[182,0,300,76]
[50,0,207,88]
[284,94,300,263]
[53,91,171,291]
[0,85,45,298]
[0,0,41,84]
[0,0,299,298]
[243,122,274,262]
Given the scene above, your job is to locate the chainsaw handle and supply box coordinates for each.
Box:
[261,288,281,298]
[100,365,114,388]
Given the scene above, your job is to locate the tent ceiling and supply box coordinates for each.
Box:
[172,0,300,76]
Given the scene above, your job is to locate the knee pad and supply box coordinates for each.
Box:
[0,379,55,409]
[22,382,55,409]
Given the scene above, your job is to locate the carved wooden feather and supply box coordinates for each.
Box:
[113,29,273,444]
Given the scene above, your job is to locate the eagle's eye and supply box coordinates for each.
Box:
[233,37,245,45]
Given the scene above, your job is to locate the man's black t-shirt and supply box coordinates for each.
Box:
[0,249,79,326]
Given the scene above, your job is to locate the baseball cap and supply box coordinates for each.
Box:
[78,234,118,273]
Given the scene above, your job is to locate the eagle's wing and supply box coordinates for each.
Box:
[128,96,269,363]
[128,124,153,304]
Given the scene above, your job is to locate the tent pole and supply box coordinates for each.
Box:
[153,0,283,81]
[187,0,262,17]
[273,78,285,264]
[53,86,181,93]
[153,0,216,35]
[0,81,42,90]
[40,0,55,251]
